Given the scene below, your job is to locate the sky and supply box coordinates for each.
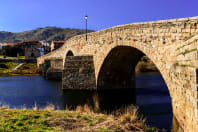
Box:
[0,0,198,32]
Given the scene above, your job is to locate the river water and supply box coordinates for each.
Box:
[0,72,172,131]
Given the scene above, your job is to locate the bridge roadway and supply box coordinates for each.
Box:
[38,16,198,132]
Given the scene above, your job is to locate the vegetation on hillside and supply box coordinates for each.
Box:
[0,27,94,43]
[136,56,159,73]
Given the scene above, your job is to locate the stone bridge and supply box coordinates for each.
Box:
[37,16,198,132]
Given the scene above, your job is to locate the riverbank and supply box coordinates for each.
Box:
[0,105,161,132]
[0,56,25,59]
[0,62,39,76]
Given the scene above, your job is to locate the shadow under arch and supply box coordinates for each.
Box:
[97,46,144,90]
[96,45,173,130]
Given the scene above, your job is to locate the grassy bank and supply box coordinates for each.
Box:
[0,62,38,76]
[0,56,25,59]
[0,105,161,132]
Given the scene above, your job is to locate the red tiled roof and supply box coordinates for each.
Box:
[6,43,14,46]
[23,40,40,43]
[14,40,41,46]
[54,41,64,44]
[14,42,23,46]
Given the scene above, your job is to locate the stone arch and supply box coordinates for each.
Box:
[62,50,75,68]
[97,46,144,90]
[96,45,173,101]
[66,50,74,57]
[97,45,173,128]
[96,45,171,90]
[96,45,171,92]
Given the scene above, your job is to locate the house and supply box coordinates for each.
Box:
[13,40,42,60]
[25,47,41,60]
[51,41,64,51]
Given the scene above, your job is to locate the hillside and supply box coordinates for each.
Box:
[0,27,94,43]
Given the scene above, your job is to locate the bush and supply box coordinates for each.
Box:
[0,64,8,69]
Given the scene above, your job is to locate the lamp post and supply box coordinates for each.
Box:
[85,15,88,41]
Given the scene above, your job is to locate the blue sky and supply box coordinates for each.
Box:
[0,0,197,32]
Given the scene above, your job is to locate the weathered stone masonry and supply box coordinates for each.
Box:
[63,56,96,90]
[38,16,198,132]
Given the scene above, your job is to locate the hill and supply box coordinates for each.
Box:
[0,27,94,43]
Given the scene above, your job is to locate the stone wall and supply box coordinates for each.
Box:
[37,16,198,132]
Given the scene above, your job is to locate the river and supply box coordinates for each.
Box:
[0,72,172,131]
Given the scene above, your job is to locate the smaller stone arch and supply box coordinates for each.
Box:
[66,50,74,57]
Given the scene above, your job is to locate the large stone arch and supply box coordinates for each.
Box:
[93,37,197,131]
[95,42,197,132]
[96,45,174,129]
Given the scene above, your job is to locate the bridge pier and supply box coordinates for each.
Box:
[40,59,63,80]
[62,56,96,90]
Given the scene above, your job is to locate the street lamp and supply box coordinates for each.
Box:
[85,15,88,41]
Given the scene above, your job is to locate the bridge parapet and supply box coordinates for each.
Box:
[38,16,198,69]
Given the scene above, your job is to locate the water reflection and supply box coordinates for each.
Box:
[61,89,136,112]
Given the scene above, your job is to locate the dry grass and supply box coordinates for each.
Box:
[119,105,146,128]
[45,103,55,111]
[76,104,93,113]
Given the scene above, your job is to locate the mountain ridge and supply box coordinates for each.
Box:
[0,27,94,43]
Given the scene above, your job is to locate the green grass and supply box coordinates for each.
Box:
[177,48,197,56]
[0,108,109,132]
[0,56,25,59]
[0,105,162,132]
[99,127,112,132]
[0,109,54,131]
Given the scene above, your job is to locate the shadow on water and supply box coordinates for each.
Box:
[0,73,173,131]
[61,72,173,131]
